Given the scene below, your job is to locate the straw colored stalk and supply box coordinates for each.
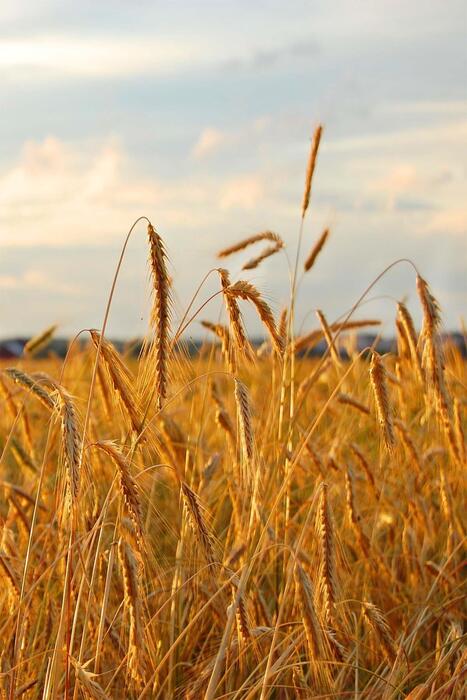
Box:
[304,228,330,272]
[302,125,323,218]
[316,309,340,365]
[294,319,381,353]
[369,352,395,452]
[90,330,143,436]
[217,231,282,259]
[228,280,284,355]
[201,320,234,372]
[147,222,171,409]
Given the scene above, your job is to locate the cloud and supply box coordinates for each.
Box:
[219,175,264,210]
[0,136,278,247]
[423,208,467,237]
[192,128,227,158]
[0,268,77,293]
[0,35,210,79]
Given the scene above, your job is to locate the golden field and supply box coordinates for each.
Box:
[0,128,465,699]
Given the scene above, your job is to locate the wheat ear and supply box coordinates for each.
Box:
[147,222,171,409]
[90,330,143,435]
[118,538,145,685]
[95,441,144,552]
[317,483,337,625]
[302,124,323,217]
[242,241,284,270]
[228,280,284,355]
[370,351,395,452]
[304,228,330,272]
[217,231,282,258]
[181,481,216,566]
[363,601,397,664]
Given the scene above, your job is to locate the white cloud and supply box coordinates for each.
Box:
[0,269,77,293]
[192,128,227,158]
[219,175,264,210]
[0,35,213,78]
[0,136,276,246]
[423,208,467,237]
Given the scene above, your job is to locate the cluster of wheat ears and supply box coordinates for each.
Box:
[0,126,465,699]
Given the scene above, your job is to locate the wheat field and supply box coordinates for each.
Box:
[0,127,465,699]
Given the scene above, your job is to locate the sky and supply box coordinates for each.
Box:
[0,0,466,341]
